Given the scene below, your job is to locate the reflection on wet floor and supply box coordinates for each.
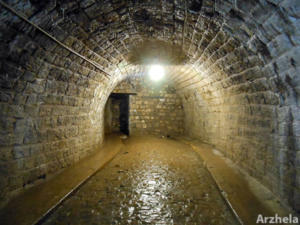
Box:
[42,136,239,225]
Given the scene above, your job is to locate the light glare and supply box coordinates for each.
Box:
[148,65,165,81]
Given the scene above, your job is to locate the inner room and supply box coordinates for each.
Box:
[0,1,299,225]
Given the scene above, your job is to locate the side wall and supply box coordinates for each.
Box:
[0,10,120,207]
[181,82,300,212]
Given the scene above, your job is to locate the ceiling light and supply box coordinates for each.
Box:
[148,65,165,81]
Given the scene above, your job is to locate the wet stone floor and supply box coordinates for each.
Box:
[42,136,239,225]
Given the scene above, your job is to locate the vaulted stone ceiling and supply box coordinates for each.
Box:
[0,0,299,212]
[1,0,298,93]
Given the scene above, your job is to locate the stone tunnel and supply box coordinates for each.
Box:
[0,0,299,224]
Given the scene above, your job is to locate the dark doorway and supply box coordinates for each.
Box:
[110,93,130,135]
[119,95,129,135]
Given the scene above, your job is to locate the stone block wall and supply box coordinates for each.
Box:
[129,94,183,136]
[178,29,300,212]
[0,4,124,207]
[170,0,300,212]
[181,89,300,211]
[113,75,184,136]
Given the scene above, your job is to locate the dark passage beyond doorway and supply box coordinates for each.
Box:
[110,93,130,135]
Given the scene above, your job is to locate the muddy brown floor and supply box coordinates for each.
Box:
[42,136,239,225]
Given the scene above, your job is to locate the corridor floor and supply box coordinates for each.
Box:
[42,136,239,225]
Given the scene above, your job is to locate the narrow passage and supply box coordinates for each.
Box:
[42,136,239,225]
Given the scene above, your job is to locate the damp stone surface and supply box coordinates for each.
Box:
[42,136,238,225]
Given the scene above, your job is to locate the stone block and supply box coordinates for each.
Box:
[13,145,30,159]
[267,34,293,57]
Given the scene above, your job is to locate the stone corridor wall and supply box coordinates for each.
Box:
[182,89,300,212]
[0,5,122,207]
[179,39,300,212]
[113,75,184,136]
[0,50,114,208]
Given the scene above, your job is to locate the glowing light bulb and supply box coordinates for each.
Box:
[148,65,165,81]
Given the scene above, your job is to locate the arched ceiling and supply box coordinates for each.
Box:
[2,0,298,97]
